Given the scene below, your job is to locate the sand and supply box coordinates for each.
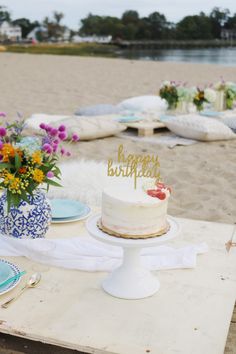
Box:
[1,52,235,224]
[0,52,235,353]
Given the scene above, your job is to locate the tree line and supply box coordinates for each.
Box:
[80,8,236,40]
[1,5,236,41]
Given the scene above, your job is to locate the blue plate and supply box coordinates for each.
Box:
[0,261,11,284]
[0,259,21,295]
[50,199,90,219]
[200,110,222,118]
[159,114,175,121]
[117,116,142,123]
[52,206,91,223]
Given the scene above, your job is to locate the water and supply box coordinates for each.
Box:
[118,47,236,66]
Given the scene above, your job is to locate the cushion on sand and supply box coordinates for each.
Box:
[118,95,167,112]
[57,115,126,140]
[161,114,236,141]
[221,116,236,132]
[26,114,71,130]
[75,104,122,116]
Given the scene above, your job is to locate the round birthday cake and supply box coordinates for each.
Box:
[100,181,171,239]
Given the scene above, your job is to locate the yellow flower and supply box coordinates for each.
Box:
[3,172,14,186]
[9,177,21,192]
[32,168,44,183]
[32,151,42,165]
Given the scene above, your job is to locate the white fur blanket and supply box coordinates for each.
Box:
[48,159,149,206]
[48,159,110,206]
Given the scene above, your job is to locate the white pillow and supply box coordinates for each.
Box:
[118,95,167,112]
[162,114,236,141]
[221,116,236,132]
[57,115,126,140]
[26,113,71,130]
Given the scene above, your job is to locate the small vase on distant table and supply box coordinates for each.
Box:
[214,91,226,111]
[175,101,188,114]
[0,189,52,239]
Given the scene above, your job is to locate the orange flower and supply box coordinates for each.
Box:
[18,167,27,174]
[15,148,23,159]
[1,143,15,162]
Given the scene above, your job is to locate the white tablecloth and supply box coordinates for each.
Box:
[0,234,208,271]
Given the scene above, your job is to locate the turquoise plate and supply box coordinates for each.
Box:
[0,259,21,295]
[117,116,142,123]
[50,199,90,219]
[200,110,222,118]
[159,114,175,121]
[52,206,91,223]
[0,261,11,284]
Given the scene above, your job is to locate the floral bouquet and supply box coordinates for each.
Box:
[215,80,236,109]
[0,113,79,211]
[192,87,216,111]
[159,81,179,110]
[176,85,190,103]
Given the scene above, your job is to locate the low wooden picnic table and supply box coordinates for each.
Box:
[0,214,235,354]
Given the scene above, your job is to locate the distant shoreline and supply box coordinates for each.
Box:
[115,39,236,49]
[1,39,236,58]
[1,43,236,67]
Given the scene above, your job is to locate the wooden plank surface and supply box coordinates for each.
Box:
[0,216,235,354]
[124,121,166,136]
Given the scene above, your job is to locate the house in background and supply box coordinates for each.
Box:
[0,21,22,41]
[27,26,71,42]
[26,26,47,42]
[72,35,112,44]
[221,28,236,40]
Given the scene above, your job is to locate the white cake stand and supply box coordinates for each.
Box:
[86,214,180,300]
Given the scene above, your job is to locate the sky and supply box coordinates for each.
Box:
[3,0,236,29]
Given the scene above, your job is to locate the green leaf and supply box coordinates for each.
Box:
[20,191,29,204]
[15,153,21,170]
[0,163,12,170]
[6,190,12,213]
[45,179,62,187]
[11,193,21,208]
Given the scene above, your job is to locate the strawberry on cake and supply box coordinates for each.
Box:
[100,180,171,239]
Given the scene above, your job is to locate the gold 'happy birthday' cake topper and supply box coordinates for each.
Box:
[107,144,160,189]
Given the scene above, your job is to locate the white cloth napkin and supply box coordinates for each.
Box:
[0,234,208,272]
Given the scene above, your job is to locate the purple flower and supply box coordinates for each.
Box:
[42,136,50,145]
[58,124,66,132]
[0,126,7,137]
[50,128,58,137]
[42,143,53,154]
[46,126,52,133]
[53,139,59,144]
[66,151,71,157]
[0,141,3,149]
[60,147,65,155]
[0,112,6,117]
[52,144,58,152]
[39,123,46,130]
[72,133,79,142]
[58,131,67,141]
[46,171,54,178]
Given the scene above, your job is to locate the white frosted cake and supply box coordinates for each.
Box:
[101,182,171,239]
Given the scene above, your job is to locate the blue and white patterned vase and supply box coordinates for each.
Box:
[0,189,52,239]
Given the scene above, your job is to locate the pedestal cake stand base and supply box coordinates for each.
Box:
[86,214,180,299]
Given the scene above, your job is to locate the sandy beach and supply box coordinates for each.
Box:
[0,52,235,352]
[0,52,235,225]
